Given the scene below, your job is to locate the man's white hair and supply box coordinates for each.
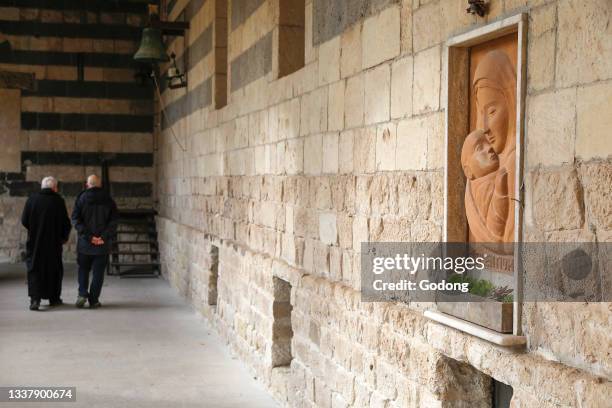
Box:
[41,176,57,189]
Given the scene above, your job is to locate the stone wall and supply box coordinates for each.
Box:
[0,1,155,261]
[156,0,611,406]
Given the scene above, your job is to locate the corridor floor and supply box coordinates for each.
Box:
[0,263,279,408]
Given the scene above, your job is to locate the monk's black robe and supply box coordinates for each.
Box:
[21,188,71,300]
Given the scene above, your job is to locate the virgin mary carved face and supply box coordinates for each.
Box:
[472,50,516,157]
[475,86,509,154]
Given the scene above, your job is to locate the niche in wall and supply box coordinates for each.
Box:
[208,245,219,306]
[271,277,293,367]
[441,14,527,335]
[274,0,305,78]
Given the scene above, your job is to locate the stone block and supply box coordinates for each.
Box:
[0,89,21,172]
[338,130,354,174]
[300,87,328,136]
[529,3,556,38]
[413,46,440,114]
[391,55,413,119]
[556,0,612,87]
[341,22,362,79]
[337,214,353,249]
[21,97,53,113]
[304,134,323,175]
[344,74,365,128]
[396,117,427,170]
[0,7,19,21]
[530,168,584,231]
[318,36,341,86]
[576,81,612,160]
[412,2,440,52]
[319,212,338,245]
[328,80,345,132]
[426,112,445,170]
[278,98,300,140]
[579,162,612,230]
[362,5,400,69]
[353,127,377,174]
[284,138,304,175]
[527,30,555,92]
[352,216,368,251]
[63,38,93,53]
[399,0,412,55]
[121,133,153,153]
[375,123,397,171]
[364,64,391,125]
[526,88,576,167]
[322,133,339,174]
[439,0,477,40]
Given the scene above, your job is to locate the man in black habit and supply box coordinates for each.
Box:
[21,176,72,311]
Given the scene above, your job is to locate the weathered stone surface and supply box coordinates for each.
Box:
[362,5,400,69]
[338,130,354,174]
[530,168,584,231]
[340,22,363,79]
[412,2,440,52]
[390,56,413,119]
[579,162,612,231]
[319,212,338,245]
[328,80,346,132]
[526,88,576,167]
[147,3,612,408]
[0,89,21,173]
[353,127,376,174]
[556,0,612,87]
[413,46,440,114]
[396,116,427,170]
[527,30,555,92]
[375,124,397,171]
[344,74,365,129]
[364,64,391,125]
[322,132,340,174]
[318,36,341,86]
[576,81,612,160]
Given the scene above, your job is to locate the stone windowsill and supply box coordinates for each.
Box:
[424,310,527,347]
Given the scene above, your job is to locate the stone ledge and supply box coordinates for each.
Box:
[424,310,527,347]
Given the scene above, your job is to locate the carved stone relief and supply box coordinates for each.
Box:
[463,44,517,244]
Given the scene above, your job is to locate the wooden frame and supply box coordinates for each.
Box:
[441,14,527,338]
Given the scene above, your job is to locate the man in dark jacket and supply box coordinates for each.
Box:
[71,175,118,309]
[21,176,71,311]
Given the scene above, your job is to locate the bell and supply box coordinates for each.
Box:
[133,28,169,63]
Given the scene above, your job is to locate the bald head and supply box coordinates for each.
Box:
[86,175,101,189]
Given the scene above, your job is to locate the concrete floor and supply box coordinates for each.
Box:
[0,263,279,408]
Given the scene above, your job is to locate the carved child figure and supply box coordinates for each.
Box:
[461,129,509,242]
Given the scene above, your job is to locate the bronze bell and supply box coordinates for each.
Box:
[133,28,169,63]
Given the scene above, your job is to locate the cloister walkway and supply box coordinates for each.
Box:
[0,263,278,408]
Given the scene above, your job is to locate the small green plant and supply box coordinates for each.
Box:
[448,274,513,302]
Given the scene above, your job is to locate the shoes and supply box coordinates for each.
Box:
[89,301,102,309]
[29,299,40,311]
[75,296,87,308]
[49,298,63,306]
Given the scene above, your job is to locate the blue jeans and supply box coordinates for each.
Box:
[77,253,107,303]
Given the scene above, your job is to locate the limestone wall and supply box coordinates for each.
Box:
[0,1,155,261]
[156,0,611,406]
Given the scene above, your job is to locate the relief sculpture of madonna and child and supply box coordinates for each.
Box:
[462,49,517,257]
